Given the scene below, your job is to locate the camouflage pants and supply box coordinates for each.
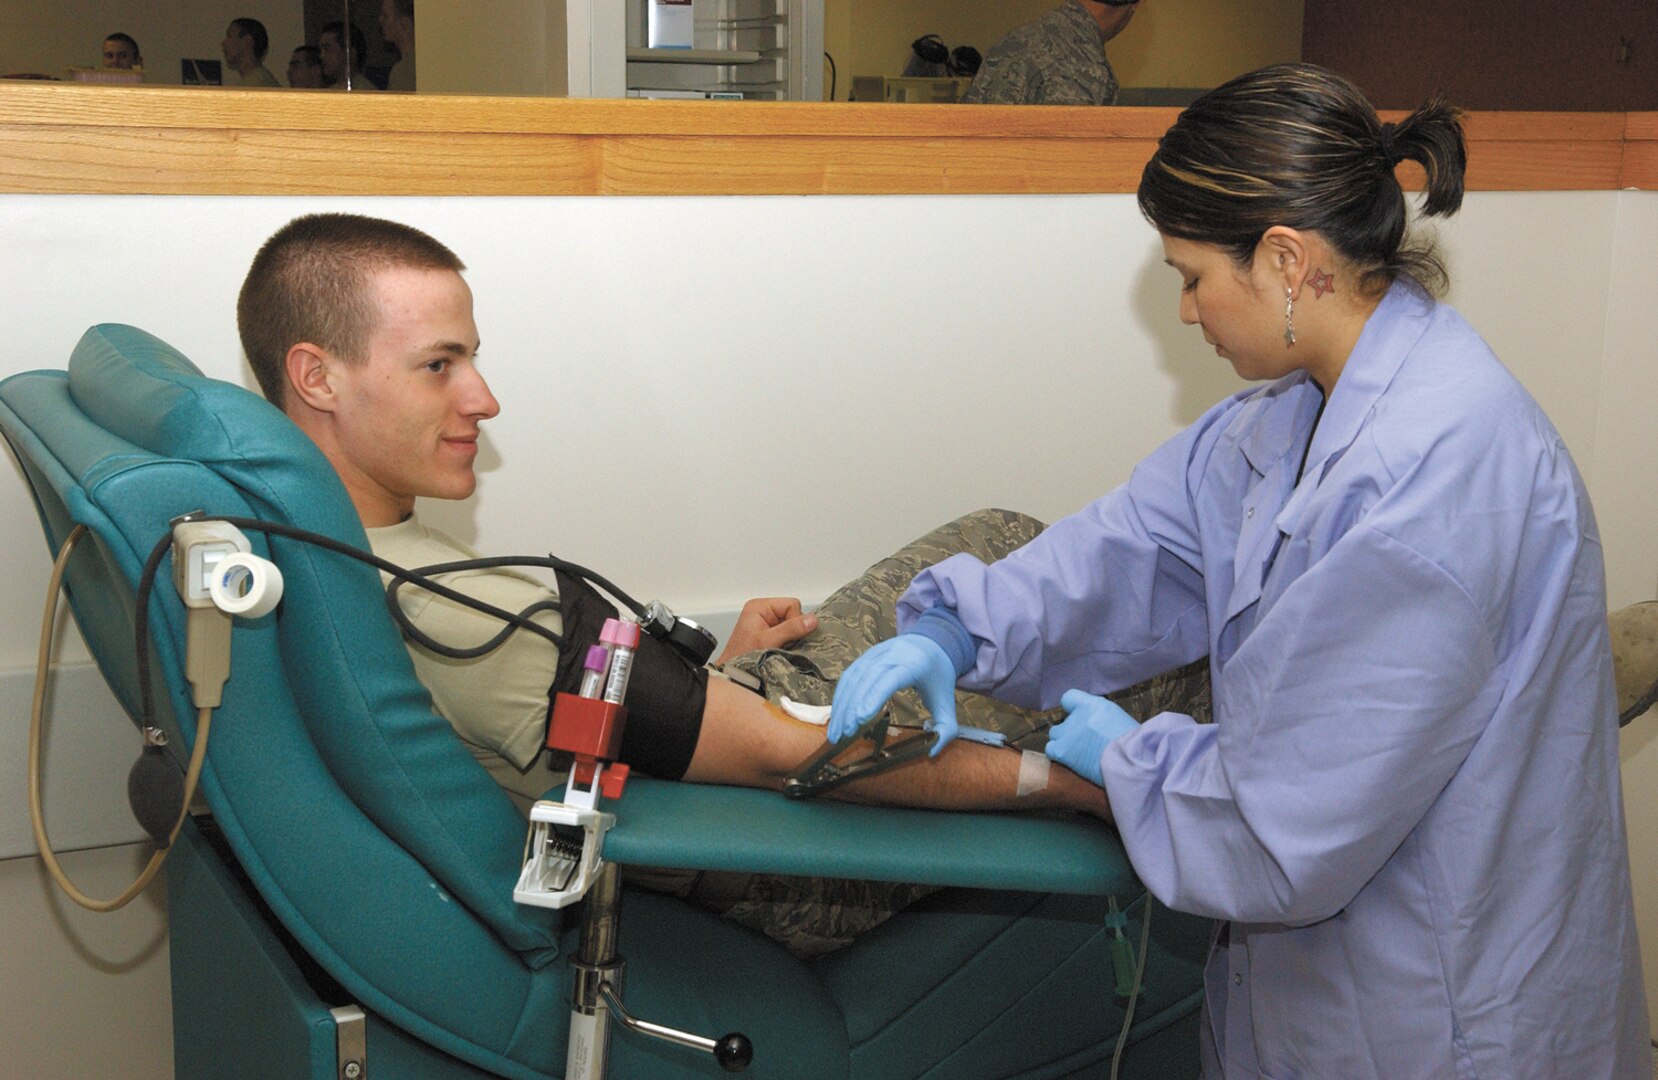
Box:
[690,508,1212,958]
[724,507,1211,749]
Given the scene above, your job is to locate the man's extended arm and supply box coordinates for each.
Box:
[687,676,1111,820]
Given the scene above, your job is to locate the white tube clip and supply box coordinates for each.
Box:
[514,801,615,909]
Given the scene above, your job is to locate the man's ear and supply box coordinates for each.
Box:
[1258,226,1310,296]
[283,343,339,413]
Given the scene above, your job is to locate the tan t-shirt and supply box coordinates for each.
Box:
[385,53,416,92]
[234,64,282,87]
[367,516,569,811]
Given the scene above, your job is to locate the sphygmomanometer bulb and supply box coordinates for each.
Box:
[715,1032,753,1073]
[128,735,185,848]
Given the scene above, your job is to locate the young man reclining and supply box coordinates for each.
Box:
[237,213,1211,953]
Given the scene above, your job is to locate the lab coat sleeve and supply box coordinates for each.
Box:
[899,397,1236,710]
[1103,521,1499,925]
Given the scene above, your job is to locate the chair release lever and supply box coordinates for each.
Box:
[599,982,753,1073]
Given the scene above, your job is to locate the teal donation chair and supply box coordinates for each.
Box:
[0,324,1207,1080]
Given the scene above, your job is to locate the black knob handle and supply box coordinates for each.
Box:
[715,1032,753,1072]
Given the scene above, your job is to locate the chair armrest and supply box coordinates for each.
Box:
[602,777,1138,896]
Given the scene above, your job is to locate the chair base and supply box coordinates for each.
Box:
[169,815,1206,1080]
[172,818,533,1079]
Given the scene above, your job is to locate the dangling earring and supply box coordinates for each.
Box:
[1284,288,1296,346]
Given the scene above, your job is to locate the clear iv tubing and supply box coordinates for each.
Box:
[1108,898,1154,1080]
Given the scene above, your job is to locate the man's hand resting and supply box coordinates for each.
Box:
[716,597,819,664]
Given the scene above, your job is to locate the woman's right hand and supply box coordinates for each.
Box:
[827,634,960,756]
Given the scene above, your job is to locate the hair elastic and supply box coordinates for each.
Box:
[1379,121,1402,165]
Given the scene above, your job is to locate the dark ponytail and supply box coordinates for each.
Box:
[1379,96,1467,294]
[1138,63,1467,297]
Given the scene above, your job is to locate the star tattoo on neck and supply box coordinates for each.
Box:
[1309,269,1335,299]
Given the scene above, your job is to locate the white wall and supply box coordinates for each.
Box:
[4,192,1652,658]
[1597,192,1658,609]
[1,189,1654,1074]
[0,842,172,1079]
[0,191,1255,658]
[1606,190,1658,1043]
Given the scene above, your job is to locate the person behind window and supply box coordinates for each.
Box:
[962,0,1141,106]
[101,33,141,71]
[318,21,374,90]
[287,46,325,90]
[379,0,416,92]
[222,18,281,88]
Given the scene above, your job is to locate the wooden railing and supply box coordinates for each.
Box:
[1,83,1652,196]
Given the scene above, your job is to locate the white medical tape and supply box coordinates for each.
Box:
[1016,749,1050,797]
[779,696,832,725]
[208,551,285,618]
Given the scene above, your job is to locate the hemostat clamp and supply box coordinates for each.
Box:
[782,706,938,799]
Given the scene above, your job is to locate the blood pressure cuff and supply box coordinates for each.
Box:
[548,569,707,780]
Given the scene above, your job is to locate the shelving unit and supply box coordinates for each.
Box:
[622,0,824,101]
[626,48,765,65]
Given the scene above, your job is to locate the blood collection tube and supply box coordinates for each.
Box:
[601,620,642,705]
[578,644,610,699]
[592,617,622,687]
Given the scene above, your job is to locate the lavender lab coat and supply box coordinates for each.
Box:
[901,283,1649,1078]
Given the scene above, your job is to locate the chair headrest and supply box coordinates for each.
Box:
[71,323,288,463]
[67,323,367,544]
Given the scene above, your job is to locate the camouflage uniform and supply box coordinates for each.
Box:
[961,0,1119,106]
[692,509,1211,957]
[1610,600,1658,724]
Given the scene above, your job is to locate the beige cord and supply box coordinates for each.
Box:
[29,524,214,911]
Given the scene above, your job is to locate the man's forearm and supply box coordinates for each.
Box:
[823,739,1112,821]
[684,676,1111,821]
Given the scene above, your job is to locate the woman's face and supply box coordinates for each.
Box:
[1161,234,1297,384]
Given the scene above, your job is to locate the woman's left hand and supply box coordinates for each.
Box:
[1044,690,1138,787]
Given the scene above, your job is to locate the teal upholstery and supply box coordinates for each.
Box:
[606,778,1141,893]
[0,325,1207,1079]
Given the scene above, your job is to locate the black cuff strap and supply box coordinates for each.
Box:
[547,569,707,780]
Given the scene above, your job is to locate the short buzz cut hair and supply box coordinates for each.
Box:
[237,214,465,406]
[320,20,368,70]
[103,32,141,62]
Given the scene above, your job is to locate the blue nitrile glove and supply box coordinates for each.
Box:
[1044,689,1138,787]
[828,634,960,756]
